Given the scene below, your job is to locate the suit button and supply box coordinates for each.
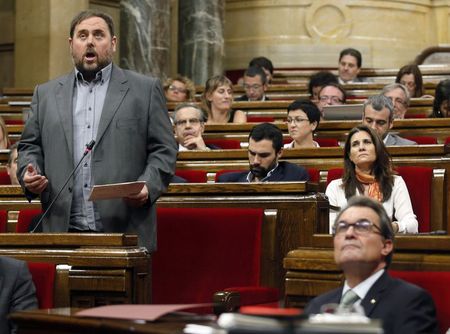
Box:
[68,187,72,192]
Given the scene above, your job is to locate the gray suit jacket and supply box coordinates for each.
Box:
[0,257,38,334]
[385,133,417,146]
[18,64,178,251]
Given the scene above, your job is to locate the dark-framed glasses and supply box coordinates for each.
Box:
[174,118,202,127]
[319,95,343,104]
[332,219,382,235]
[286,117,309,125]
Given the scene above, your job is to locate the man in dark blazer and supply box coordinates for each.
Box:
[304,196,438,334]
[217,123,309,182]
[17,10,177,251]
[235,66,270,102]
[0,256,38,333]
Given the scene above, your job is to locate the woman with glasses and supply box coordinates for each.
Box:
[284,99,321,148]
[163,75,196,102]
[201,75,247,124]
[325,125,418,234]
[432,79,450,118]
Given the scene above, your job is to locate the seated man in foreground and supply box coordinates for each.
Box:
[1,256,38,333]
[217,123,309,182]
[304,196,438,334]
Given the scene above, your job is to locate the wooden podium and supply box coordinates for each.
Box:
[0,233,150,307]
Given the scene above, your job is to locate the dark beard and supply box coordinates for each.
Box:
[250,165,269,179]
[76,66,98,82]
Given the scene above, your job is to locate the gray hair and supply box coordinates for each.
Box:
[382,83,410,107]
[173,103,206,122]
[363,94,395,121]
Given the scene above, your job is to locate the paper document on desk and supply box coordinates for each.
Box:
[88,181,146,201]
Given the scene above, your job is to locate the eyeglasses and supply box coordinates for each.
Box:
[387,96,407,107]
[168,85,187,94]
[319,95,343,104]
[332,219,382,235]
[243,84,263,91]
[174,118,202,127]
[286,117,309,125]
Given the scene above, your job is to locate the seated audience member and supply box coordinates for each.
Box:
[337,48,366,84]
[0,117,10,149]
[304,196,438,334]
[317,83,347,117]
[201,75,247,124]
[7,143,19,185]
[163,75,196,102]
[235,66,269,101]
[382,83,409,119]
[0,256,38,333]
[432,79,450,118]
[308,71,339,104]
[362,95,416,146]
[325,125,418,234]
[284,99,321,148]
[217,123,309,183]
[173,103,217,151]
[249,56,274,84]
[395,64,430,98]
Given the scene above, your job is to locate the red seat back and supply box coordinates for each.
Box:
[204,139,241,149]
[152,208,264,304]
[389,270,450,334]
[404,136,438,145]
[16,209,42,233]
[396,166,432,233]
[27,262,55,309]
[326,168,343,186]
[315,138,340,147]
[247,116,275,123]
[0,210,7,233]
[307,168,320,183]
[175,170,208,183]
[0,170,11,185]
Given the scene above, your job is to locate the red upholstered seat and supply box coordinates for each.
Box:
[389,270,450,334]
[246,116,275,123]
[204,139,241,149]
[27,262,55,309]
[0,170,11,185]
[396,166,432,233]
[404,136,438,145]
[445,137,450,145]
[152,208,279,308]
[315,138,340,147]
[0,210,7,233]
[16,209,42,233]
[326,168,343,186]
[175,170,208,183]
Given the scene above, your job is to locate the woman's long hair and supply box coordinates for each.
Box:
[342,125,394,201]
[200,75,233,120]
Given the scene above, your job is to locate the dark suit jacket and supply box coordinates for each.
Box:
[18,64,178,251]
[0,257,38,334]
[217,161,309,182]
[304,271,438,334]
[234,94,270,101]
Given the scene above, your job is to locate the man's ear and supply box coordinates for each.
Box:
[388,120,394,130]
[381,239,394,258]
[277,147,284,159]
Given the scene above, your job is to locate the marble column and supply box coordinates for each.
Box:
[120,0,170,79]
[179,0,225,85]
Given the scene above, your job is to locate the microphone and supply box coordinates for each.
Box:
[30,140,96,233]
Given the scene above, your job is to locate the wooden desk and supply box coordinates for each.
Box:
[0,234,150,308]
[11,308,210,334]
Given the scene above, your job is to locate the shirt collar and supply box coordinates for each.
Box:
[342,268,385,302]
[75,62,112,85]
[246,162,279,182]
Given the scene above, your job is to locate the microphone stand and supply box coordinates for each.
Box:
[30,140,96,233]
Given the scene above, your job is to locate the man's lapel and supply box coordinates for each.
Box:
[55,72,75,159]
[361,271,390,316]
[96,64,129,146]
